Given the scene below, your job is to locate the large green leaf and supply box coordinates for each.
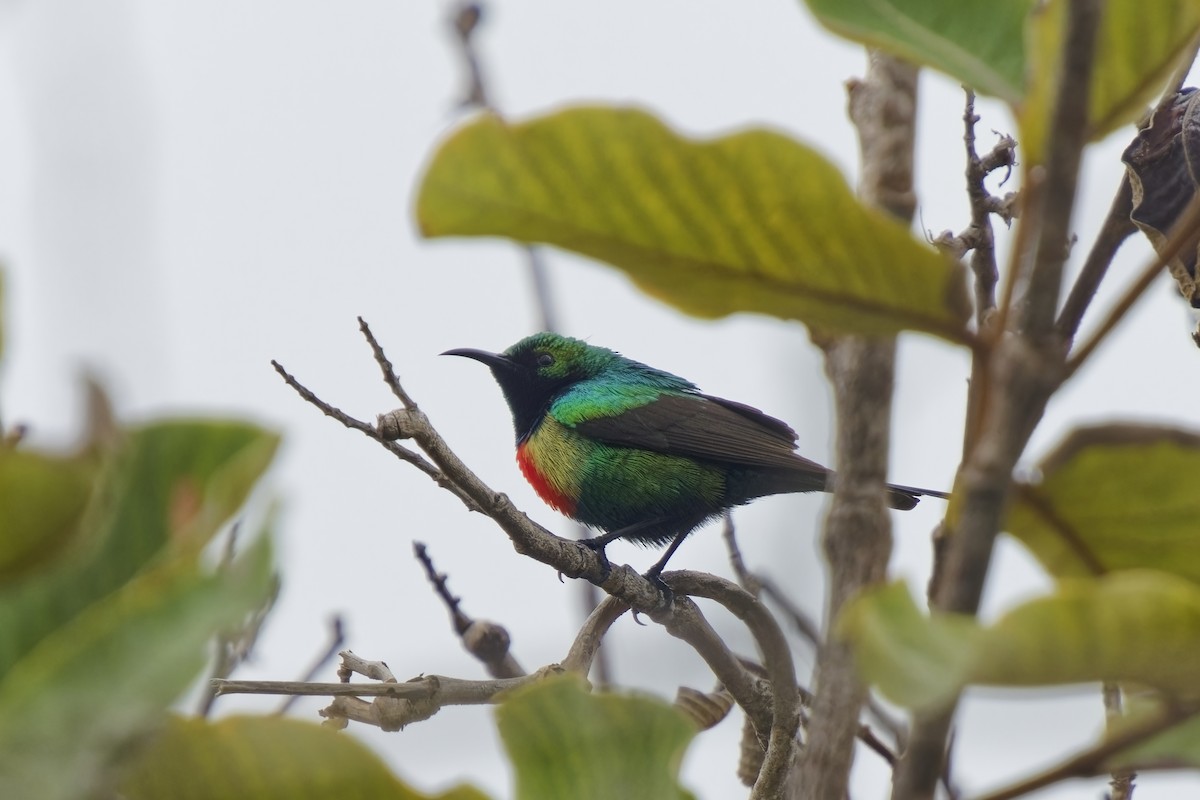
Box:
[0,449,98,580]
[0,536,274,800]
[496,675,696,800]
[1020,0,1200,163]
[803,0,1033,101]
[1005,425,1200,583]
[840,573,1200,710]
[121,715,488,800]
[0,420,280,678]
[417,107,971,342]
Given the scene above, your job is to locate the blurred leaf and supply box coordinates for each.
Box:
[1006,425,1200,583]
[1020,0,1200,163]
[0,535,274,800]
[417,107,971,341]
[836,581,981,709]
[496,675,696,800]
[842,573,1200,710]
[0,449,97,580]
[803,0,1033,101]
[121,714,489,800]
[0,420,280,678]
[1105,694,1200,770]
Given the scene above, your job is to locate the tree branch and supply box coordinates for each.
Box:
[895,3,1104,798]
[798,50,916,800]
[414,541,525,679]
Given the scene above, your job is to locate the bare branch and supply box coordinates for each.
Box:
[896,4,1104,798]
[799,50,915,800]
[561,595,628,676]
[1055,174,1136,340]
[197,527,279,717]
[1103,682,1137,800]
[1064,194,1200,378]
[414,541,525,678]
[271,357,480,513]
[971,700,1200,800]
[277,615,346,715]
[664,571,801,800]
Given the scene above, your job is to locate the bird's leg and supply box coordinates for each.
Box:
[644,529,689,580]
[639,529,692,608]
[576,530,623,579]
[577,518,679,592]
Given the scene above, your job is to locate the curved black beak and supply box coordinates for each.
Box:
[441,348,518,373]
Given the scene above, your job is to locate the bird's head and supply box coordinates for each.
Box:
[443,332,615,441]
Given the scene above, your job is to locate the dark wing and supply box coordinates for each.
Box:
[574,392,831,473]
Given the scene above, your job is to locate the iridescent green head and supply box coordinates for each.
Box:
[443,333,619,441]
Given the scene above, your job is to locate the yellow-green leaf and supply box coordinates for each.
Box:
[0,419,280,678]
[417,107,971,342]
[121,715,488,800]
[0,536,274,800]
[1006,425,1200,583]
[836,581,981,709]
[841,573,1200,710]
[496,675,696,800]
[803,0,1034,102]
[0,449,97,580]
[1020,0,1200,163]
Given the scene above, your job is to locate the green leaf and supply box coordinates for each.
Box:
[803,0,1033,101]
[1005,425,1200,583]
[835,581,981,709]
[841,573,1200,710]
[0,535,275,800]
[0,419,280,678]
[1020,0,1200,163]
[121,715,489,800]
[0,449,98,580]
[496,675,696,800]
[417,107,971,342]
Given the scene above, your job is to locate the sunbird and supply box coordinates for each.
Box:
[445,332,948,576]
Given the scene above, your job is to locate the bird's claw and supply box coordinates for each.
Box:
[577,537,613,582]
[631,570,674,624]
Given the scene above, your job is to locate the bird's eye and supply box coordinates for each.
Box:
[536,352,555,368]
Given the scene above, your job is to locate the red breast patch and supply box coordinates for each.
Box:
[516,443,578,516]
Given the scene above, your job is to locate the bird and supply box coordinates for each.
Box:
[444,332,948,578]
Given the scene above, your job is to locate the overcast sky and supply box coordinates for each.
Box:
[2,2,1199,798]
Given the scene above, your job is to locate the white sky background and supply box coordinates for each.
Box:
[2,1,1199,798]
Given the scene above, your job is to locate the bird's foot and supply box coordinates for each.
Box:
[630,568,673,625]
[568,536,613,583]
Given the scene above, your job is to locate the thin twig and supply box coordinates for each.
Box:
[358,316,418,409]
[561,595,628,676]
[721,514,762,597]
[963,88,1012,324]
[271,356,480,513]
[971,700,1200,800]
[1064,193,1200,379]
[1055,174,1136,340]
[414,541,525,678]
[1103,682,1137,800]
[277,616,346,715]
[197,525,279,717]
